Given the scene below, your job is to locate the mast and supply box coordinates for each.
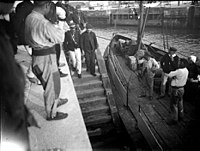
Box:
[137,1,144,51]
[137,1,149,52]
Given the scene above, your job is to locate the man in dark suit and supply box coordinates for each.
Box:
[80,23,98,76]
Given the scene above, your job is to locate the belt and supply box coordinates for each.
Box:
[32,46,56,56]
[171,86,184,89]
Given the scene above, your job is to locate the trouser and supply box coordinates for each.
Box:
[170,87,184,121]
[55,44,61,66]
[85,51,96,74]
[69,48,82,74]
[160,72,171,96]
[143,72,154,97]
[32,52,60,118]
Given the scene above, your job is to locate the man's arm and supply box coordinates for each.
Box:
[45,21,65,44]
[167,69,179,78]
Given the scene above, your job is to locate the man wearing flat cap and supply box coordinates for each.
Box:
[25,0,68,120]
[80,23,98,76]
[139,51,160,100]
[157,47,179,99]
[63,21,82,78]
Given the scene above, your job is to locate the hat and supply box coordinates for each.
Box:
[144,51,152,57]
[69,21,75,28]
[56,6,66,19]
[86,23,92,29]
[34,1,50,6]
[169,47,177,52]
[189,55,197,63]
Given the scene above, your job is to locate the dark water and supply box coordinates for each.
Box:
[94,25,200,59]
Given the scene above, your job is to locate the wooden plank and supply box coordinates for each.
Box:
[108,57,127,105]
[95,48,121,132]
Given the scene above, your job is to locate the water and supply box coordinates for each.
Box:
[94,25,200,60]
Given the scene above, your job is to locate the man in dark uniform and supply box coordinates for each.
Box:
[157,47,179,99]
[80,23,98,76]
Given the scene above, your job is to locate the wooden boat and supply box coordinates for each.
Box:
[102,1,200,148]
[103,31,200,150]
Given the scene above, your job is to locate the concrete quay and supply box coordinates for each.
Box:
[15,45,92,151]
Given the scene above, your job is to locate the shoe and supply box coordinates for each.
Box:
[78,74,82,78]
[138,94,146,98]
[57,98,68,107]
[27,76,40,85]
[59,70,68,77]
[166,119,178,125]
[91,73,96,76]
[58,63,65,67]
[156,95,165,100]
[47,112,68,121]
[72,67,76,71]
[149,96,153,100]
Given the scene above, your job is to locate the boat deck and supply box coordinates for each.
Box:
[15,46,92,151]
[112,53,198,150]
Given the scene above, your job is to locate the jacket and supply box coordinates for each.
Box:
[63,30,80,52]
[160,53,179,74]
[80,30,98,53]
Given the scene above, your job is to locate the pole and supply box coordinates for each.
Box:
[137,1,144,51]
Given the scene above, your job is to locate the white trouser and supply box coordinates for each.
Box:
[69,48,82,74]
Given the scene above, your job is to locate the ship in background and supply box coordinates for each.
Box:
[81,1,200,29]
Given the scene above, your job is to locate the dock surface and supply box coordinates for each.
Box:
[15,46,92,151]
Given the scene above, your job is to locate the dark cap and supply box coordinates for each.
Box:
[86,23,92,29]
[169,47,177,52]
[69,21,76,28]
[144,51,152,57]
[34,1,50,6]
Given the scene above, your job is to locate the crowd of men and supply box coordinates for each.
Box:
[1,1,98,150]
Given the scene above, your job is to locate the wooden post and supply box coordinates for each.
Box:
[137,1,144,51]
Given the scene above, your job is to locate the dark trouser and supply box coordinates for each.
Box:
[32,47,60,118]
[55,44,61,66]
[170,87,184,121]
[85,51,96,74]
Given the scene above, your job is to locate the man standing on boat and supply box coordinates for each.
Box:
[157,47,179,99]
[166,59,189,125]
[139,51,160,100]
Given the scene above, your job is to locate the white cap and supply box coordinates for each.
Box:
[190,55,197,63]
[56,6,66,19]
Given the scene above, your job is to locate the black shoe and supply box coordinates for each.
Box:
[91,73,96,76]
[78,74,82,78]
[57,98,68,107]
[59,70,68,77]
[58,63,65,67]
[138,94,146,98]
[156,95,165,100]
[47,112,68,121]
[166,119,178,125]
[72,67,76,71]
[149,96,153,100]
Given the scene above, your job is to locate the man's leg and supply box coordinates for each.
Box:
[90,52,96,75]
[85,52,90,72]
[75,48,82,75]
[170,88,179,122]
[160,72,168,96]
[69,51,76,71]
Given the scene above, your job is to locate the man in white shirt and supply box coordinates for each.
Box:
[25,1,68,120]
[166,58,189,125]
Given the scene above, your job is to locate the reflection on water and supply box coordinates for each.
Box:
[94,25,200,59]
